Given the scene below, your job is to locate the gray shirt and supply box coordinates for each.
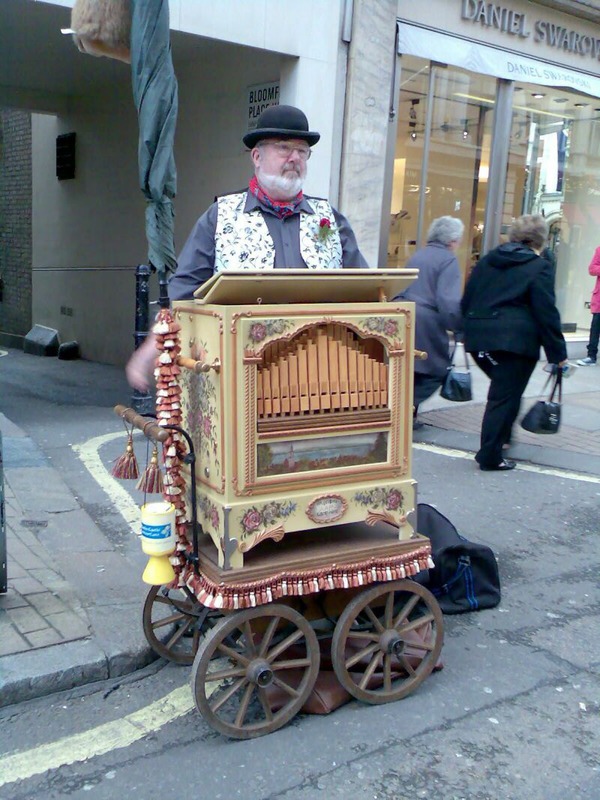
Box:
[168,192,368,300]
[397,241,463,378]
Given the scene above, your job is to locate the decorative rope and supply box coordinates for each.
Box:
[136,442,164,494]
[153,308,188,580]
[111,420,139,479]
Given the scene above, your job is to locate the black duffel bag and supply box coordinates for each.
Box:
[414,503,501,614]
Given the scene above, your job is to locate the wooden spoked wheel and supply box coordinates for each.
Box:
[142,585,220,665]
[331,580,443,704]
[191,604,320,739]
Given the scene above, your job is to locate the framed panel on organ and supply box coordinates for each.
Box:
[235,312,413,494]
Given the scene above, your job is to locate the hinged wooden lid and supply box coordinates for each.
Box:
[191,269,418,305]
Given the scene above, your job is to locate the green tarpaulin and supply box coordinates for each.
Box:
[130,0,178,277]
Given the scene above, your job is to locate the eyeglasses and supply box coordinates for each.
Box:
[262,141,312,161]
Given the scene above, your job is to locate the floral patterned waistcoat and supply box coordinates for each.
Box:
[214,191,343,272]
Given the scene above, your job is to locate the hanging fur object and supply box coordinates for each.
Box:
[67,0,131,63]
[111,429,140,480]
[136,445,165,494]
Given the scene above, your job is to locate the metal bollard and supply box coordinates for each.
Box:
[131,263,155,415]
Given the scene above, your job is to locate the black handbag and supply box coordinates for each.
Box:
[520,369,562,435]
[440,343,472,402]
[414,503,501,614]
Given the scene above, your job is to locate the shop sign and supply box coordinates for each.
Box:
[460,1,600,64]
[246,81,280,130]
[398,22,600,97]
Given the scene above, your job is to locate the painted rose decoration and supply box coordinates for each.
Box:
[240,500,297,537]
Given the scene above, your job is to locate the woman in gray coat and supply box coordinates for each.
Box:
[397,216,464,427]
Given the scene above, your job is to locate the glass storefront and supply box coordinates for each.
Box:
[505,81,600,331]
[388,53,600,335]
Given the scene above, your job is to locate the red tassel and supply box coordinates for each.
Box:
[111,432,139,479]
[136,446,164,493]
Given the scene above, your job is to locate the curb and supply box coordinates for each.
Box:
[414,420,600,476]
[0,417,158,708]
[0,634,157,708]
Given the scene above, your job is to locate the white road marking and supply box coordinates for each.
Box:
[0,685,192,787]
[413,442,600,484]
[0,349,8,357]
[72,431,141,536]
[0,665,225,788]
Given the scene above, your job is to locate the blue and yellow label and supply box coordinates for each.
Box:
[142,522,172,540]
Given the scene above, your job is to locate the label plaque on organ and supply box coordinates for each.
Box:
[306,494,348,524]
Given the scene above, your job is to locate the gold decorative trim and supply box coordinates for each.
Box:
[365,509,400,527]
[251,462,403,490]
[232,317,240,496]
[390,360,401,466]
[231,310,254,335]
[238,524,286,553]
[243,317,405,362]
[177,306,227,494]
[246,364,256,486]
[258,419,391,440]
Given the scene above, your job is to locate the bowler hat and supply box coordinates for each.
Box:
[243,105,320,149]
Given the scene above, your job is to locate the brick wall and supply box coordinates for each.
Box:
[0,109,32,339]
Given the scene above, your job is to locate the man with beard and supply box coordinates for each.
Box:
[127,105,367,391]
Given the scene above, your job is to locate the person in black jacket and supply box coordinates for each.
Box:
[461,214,568,471]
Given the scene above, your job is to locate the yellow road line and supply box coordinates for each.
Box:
[413,442,600,484]
[0,667,222,788]
[72,431,142,536]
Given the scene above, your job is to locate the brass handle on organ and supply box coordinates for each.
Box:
[177,356,221,374]
[414,349,428,361]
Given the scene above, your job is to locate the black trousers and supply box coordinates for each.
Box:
[413,373,445,416]
[587,312,600,360]
[471,351,537,467]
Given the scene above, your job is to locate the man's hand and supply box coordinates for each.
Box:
[125,333,158,392]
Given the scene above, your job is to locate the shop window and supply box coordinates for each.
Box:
[388,56,496,286]
[503,84,600,333]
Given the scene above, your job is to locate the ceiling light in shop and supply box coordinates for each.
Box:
[454,93,575,120]
[514,104,573,120]
[532,93,545,99]
[454,92,495,105]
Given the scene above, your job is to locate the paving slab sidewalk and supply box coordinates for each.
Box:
[0,413,153,708]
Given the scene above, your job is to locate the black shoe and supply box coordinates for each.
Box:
[413,420,425,430]
[479,459,516,471]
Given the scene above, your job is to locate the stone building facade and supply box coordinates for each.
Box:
[0,109,32,342]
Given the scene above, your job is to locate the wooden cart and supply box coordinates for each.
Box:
[120,269,444,739]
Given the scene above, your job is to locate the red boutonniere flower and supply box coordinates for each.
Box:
[316,217,337,243]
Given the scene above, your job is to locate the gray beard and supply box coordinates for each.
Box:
[257,170,304,199]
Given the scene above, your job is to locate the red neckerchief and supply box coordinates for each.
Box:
[248,175,303,219]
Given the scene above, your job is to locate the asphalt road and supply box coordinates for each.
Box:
[1,437,598,800]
